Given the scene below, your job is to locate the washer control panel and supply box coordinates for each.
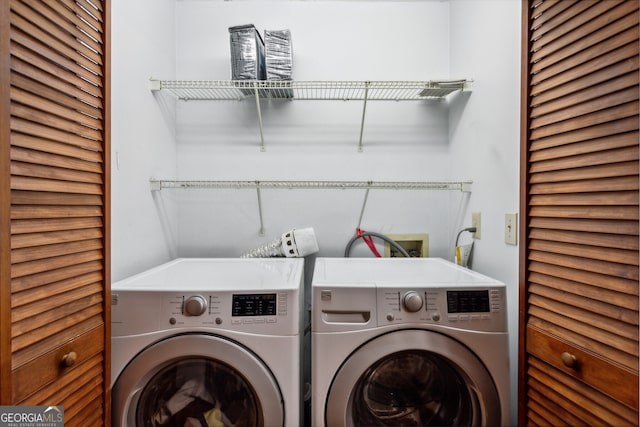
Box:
[377,286,506,332]
[111,290,297,336]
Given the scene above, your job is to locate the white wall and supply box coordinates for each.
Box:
[449,1,521,424]
[172,1,470,259]
[111,1,521,422]
[111,0,179,281]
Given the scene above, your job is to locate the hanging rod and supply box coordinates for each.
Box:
[150,179,472,192]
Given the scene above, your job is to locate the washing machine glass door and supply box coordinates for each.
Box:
[112,334,284,427]
[326,330,500,427]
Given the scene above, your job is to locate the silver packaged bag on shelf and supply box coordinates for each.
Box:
[229,24,266,95]
[264,29,293,98]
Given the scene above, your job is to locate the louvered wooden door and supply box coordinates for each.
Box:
[0,1,110,425]
[520,0,639,425]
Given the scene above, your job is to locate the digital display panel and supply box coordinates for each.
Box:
[446,290,490,313]
[232,293,277,317]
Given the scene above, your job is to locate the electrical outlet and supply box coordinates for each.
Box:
[471,212,481,239]
[505,213,517,245]
[385,234,429,257]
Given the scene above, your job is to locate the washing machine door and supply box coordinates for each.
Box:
[326,330,500,427]
[112,333,283,427]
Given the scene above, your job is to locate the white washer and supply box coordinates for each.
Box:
[312,257,510,427]
[111,258,303,427]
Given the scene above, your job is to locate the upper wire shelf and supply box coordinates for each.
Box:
[150,79,473,101]
[150,179,472,192]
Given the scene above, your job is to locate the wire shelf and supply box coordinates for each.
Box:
[150,179,472,192]
[150,79,473,101]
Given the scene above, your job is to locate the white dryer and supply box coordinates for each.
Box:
[311,257,509,427]
[111,258,304,427]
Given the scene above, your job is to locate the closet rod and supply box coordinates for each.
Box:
[150,179,472,192]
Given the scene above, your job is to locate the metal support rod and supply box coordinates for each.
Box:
[256,186,265,236]
[357,82,370,152]
[357,188,371,229]
[253,82,266,152]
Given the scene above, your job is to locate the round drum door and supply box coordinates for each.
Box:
[326,330,500,427]
[112,333,283,427]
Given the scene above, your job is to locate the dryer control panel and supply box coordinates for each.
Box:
[377,286,507,332]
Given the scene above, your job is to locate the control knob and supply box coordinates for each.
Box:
[402,291,423,313]
[184,295,207,316]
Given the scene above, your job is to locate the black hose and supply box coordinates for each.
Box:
[344,231,410,258]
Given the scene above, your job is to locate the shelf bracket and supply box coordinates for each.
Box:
[357,187,371,228]
[358,81,370,152]
[256,185,265,236]
[253,82,266,152]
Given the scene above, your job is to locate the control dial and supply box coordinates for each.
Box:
[402,291,424,313]
[184,295,207,316]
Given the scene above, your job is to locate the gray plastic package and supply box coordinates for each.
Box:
[229,24,265,95]
[264,29,293,98]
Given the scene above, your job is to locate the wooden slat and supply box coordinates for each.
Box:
[11,1,102,65]
[11,206,102,219]
[12,73,102,120]
[529,293,638,341]
[11,217,103,235]
[11,239,103,264]
[531,2,638,64]
[11,118,103,152]
[12,57,103,109]
[10,42,102,99]
[529,227,638,250]
[529,250,638,281]
[12,271,103,309]
[12,290,103,338]
[530,131,639,162]
[531,87,639,129]
[11,87,103,130]
[11,133,103,164]
[11,190,102,206]
[532,70,639,118]
[11,147,103,174]
[529,101,638,139]
[528,260,638,296]
[531,1,622,49]
[11,261,103,294]
[11,162,102,185]
[529,141,639,173]
[532,27,639,88]
[532,54,639,106]
[530,191,639,207]
[10,8,102,74]
[40,0,103,45]
[11,176,103,195]
[530,117,638,151]
[10,249,103,279]
[529,205,638,221]
[528,357,638,423]
[529,271,638,313]
[10,28,101,88]
[11,104,103,141]
[530,0,592,41]
[530,161,638,183]
[529,175,639,194]
[11,228,103,250]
